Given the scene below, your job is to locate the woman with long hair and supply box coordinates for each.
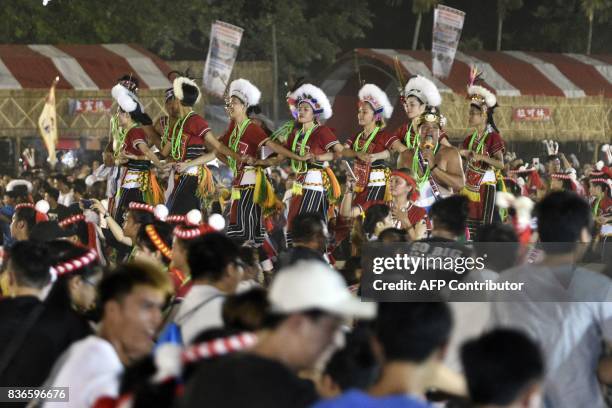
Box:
[460,68,505,239]
[285,83,344,245]
[342,84,395,209]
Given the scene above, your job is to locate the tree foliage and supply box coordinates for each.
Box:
[0,0,372,79]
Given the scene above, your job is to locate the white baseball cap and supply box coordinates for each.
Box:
[269,260,376,319]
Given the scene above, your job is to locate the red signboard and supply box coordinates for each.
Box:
[512,107,552,122]
[70,98,113,114]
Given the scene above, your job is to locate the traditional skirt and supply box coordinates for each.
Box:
[286,166,341,246]
[166,146,215,215]
[353,163,390,209]
[462,164,497,240]
[226,166,266,245]
[113,159,163,223]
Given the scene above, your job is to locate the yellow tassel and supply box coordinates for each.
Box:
[461,186,482,202]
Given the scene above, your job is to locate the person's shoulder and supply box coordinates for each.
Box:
[439,144,458,154]
[187,113,209,129]
[311,390,370,408]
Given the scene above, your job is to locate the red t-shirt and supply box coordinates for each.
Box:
[222,120,269,170]
[462,130,505,156]
[183,114,211,147]
[286,125,339,157]
[346,128,395,154]
[123,127,147,156]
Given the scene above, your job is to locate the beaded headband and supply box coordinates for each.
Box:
[51,248,98,276]
[145,224,172,260]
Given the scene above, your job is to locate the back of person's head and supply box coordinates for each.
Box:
[30,220,70,243]
[430,195,468,236]
[375,302,452,363]
[377,228,407,243]
[323,327,379,393]
[475,223,519,271]
[14,206,37,233]
[98,261,170,316]
[535,191,592,252]
[187,233,239,281]
[340,256,362,286]
[291,212,325,243]
[137,221,174,266]
[73,179,86,196]
[46,187,60,202]
[363,204,391,236]
[222,288,269,331]
[461,329,544,406]
[8,240,51,289]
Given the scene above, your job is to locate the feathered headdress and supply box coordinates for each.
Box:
[358,83,394,119]
[467,66,496,109]
[403,75,441,107]
[229,78,262,108]
[294,84,333,120]
[173,76,201,107]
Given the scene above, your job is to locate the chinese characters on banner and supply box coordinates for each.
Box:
[512,107,552,122]
[202,21,244,98]
[70,99,113,115]
[432,5,465,79]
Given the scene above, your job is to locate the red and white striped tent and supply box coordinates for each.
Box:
[321,49,612,141]
[0,43,172,90]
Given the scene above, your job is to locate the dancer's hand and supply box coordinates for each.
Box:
[356,152,371,163]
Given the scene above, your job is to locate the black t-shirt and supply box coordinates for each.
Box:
[0,296,91,388]
[177,353,319,408]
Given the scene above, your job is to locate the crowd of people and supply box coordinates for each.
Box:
[0,69,610,408]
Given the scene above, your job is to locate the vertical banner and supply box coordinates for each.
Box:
[202,21,244,98]
[38,76,59,166]
[432,5,465,79]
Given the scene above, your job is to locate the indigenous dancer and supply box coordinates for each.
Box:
[341,168,428,241]
[110,84,165,224]
[285,83,343,244]
[161,76,240,215]
[221,79,307,246]
[389,75,448,160]
[460,69,505,239]
[398,106,464,211]
[342,84,395,208]
[588,164,612,234]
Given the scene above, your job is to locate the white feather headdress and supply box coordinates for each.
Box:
[294,83,333,120]
[358,84,394,119]
[403,75,441,107]
[111,83,142,113]
[467,85,496,109]
[229,78,261,107]
[173,77,201,106]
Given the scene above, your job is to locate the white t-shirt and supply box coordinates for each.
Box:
[39,335,122,408]
[57,191,74,207]
[174,285,225,345]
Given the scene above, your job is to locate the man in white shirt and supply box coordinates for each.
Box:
[34,261,170,408]
[55,175,74,207]
[489,191,612,408]
[174,233,242,344]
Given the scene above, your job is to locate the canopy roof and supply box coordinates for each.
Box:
[0,43,172,90]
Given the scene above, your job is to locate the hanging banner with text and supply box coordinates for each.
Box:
[202,21,244,99]
[432,5,466,79]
